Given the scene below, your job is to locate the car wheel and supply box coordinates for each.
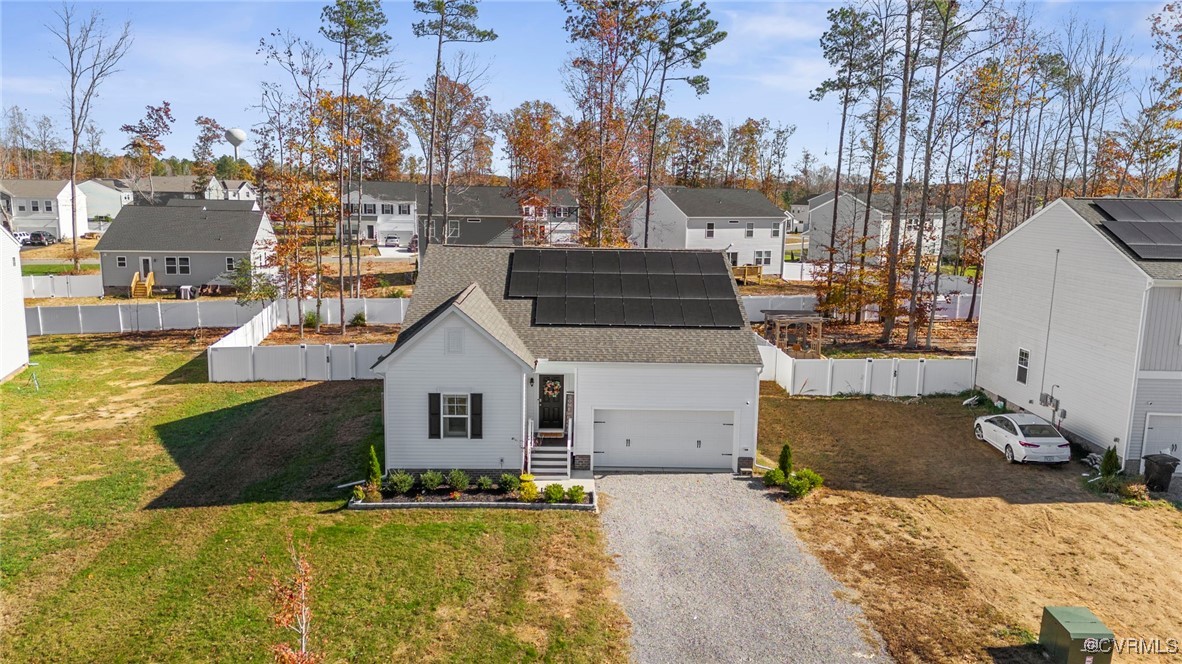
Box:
[1004,445,1016,463]
[974,424,984,440]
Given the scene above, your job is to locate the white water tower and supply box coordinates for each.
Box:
[225,127,247,160]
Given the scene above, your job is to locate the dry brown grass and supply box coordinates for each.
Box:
[738,278,815,296]
[260,324,400,345]
[19,238,98,260]
[759,384,1182,664]
[822,319,978,357]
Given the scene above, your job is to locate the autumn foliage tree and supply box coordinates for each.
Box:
[192,115,225,196]
[120,101,175,203]
[266,538,321,664]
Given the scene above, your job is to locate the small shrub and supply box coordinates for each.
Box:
[565,484,586,503]
[1100,446,1121,478]
[349,311,367,327]
[420,470,444,491]
[363,482,382,503]
[447,469,470,492]
[796,468,824,490]
[303,310,321,328]
[763,468,786,488]
[542,483,565,504]
[449,490,463,501]
[1118,482,1149,501]
[351,485,365,502]
[783,468,824,499]
[475,475,494,491]
[778,443,793,474]
[1095,474,1125,494]
[499,473,521,493]
[366,445,382,488]
[519,480,540,502]
[386,469,415,495]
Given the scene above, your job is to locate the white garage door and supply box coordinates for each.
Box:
[1145,414,1182,474]
[593,409,734,469]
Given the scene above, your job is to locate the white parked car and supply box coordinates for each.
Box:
[12,231,30,244]
[973,413,1071,464]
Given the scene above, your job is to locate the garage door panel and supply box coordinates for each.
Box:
[594,409,733,469]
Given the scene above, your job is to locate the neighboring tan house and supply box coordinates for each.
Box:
[371,245,762,478]
[628,186,788,275]
[976,198,1182,474]
[95,204,275,295]
[0,228,29,382]
[79,179,134,226]
[222,179,257,201]
[125,175,225,204]
[0,179,89,238]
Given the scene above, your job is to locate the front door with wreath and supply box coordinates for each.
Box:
[538,375,564,429]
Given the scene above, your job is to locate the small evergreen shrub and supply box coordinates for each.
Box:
[499,473,521,493]
[475,475,495,491]
[565,485,586,503]
[519,480,540,502]
[352,485,365,502]
[783,468,824,499]
[1096,474,1125,494]
[1100,446,1121,478]
[420,470,444,491]
[542,483,566,503]
[778,443,793,474]
[447,469,470,492]
[367,445,382,488]
[796,468,824,490]
[386,470,415,495]
[363,482,382,503]
[763,468,786,488]
[350,311,367,327]
[303,310,321,328]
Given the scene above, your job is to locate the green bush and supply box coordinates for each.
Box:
[386,469,415,495]
[447,469,470,492]
[1100,446,1122,477]
[783,467,824,499]
[763,468,786,488]
[519,480,540,502]
[796,468,824,490]
[499,473,521,493]
[778,443,793,474]
[419,470,444,491]
[367,445,382,488]
[475,475,495,491]
[542,483,566,503]
[352,485,365,502]
[363,482,382,503]
[303,310,321,328]
[350,311,367,327]
[565,484,586,503]
[1095,474,1125,494]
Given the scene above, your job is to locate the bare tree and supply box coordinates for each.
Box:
[48,2,131,270]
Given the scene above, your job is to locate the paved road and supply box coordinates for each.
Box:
[598,473,889,664]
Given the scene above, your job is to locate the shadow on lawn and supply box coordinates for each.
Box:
[146,381,381,509]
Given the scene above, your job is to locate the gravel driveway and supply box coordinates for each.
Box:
[598,473,889,663]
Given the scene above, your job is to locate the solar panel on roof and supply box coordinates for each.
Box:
[566,297,595,324]
[507,269,537,298]
[651,299,683,326]
[593,273,622,297]
[709,299,746,327]
[1129,244,1182,259]
[618,251,647,273]
[594,297,625,325]
[539,250,566,272]
[697,252,730,275]
[676,274,706,299]
[622,298,654,325]
[648,274,678,298]
[534,297,566,325]
[620,273,650,298]
[566,251,594,273]
[593,251,620,273]
[671,252,701,274]
[645,252,674,274]
[513,249,541,272]
[567,272,594,296]
[703,274,735,298]
[537,272,566,297]
[681,299,715,326]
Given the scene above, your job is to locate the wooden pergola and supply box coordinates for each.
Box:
[762,310,824,359]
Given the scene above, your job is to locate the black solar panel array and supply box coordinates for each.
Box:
[508,249,746,328]
[1094,199,1182,260]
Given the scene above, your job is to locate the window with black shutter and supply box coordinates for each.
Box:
[470,393,482,439]
[428,393,441,438]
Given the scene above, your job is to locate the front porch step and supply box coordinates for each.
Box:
[529,445,570,479]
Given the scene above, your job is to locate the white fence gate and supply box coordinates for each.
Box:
[22,274,104,298]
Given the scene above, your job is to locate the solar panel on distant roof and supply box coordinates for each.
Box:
[566,251,594,273]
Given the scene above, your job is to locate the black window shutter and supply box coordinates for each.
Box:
[428,393,441,439]
[470,393,483,439]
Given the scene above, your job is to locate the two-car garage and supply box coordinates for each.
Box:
[592,409,736,470]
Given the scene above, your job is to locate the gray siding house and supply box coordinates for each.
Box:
[96,204,275,295]
[418,185,579,247]
[976,198,1182,474]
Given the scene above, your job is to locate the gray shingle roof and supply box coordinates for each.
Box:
[357,181,418,201]
[95,205,267,253]
[0,179,69,198]
[1060,198,1182,280]
[417,185,523,217]
[166,199,259,211]
[377,245,761,367]
[453,283,536,365]
[658,186,786,218]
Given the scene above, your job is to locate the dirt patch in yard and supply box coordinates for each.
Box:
[20,238,98,261]
[738,279,815,296]
[260,324,399,346]
[820,319,978,357]
[759,384,1182,664]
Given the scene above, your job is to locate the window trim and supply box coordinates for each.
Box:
[1016,348,1030,384]
[165,256,191,275]
[44,200,53,212]
[441,393,470,438]
[380,203,394,215]
[705,222,715,238]
[116,256,127,268]
[398,203,411,215]
[447,218,461,238]
[754,250,772,266]
[745,222,754,238]
[362,203,376,215]
[771,223,781,237]
[727,251,739,267]
[226,256,236,271]
[31,200,39,212]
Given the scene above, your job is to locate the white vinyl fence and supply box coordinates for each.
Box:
[25,300,268,336]
[757,336,976,397]
[206,298,407,383]
[23,274,104,298]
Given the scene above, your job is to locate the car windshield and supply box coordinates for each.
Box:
[1019,424,1060,438]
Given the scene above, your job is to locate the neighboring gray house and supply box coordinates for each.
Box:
[976,198,1182,474]
[124,175,225,204]
[371,245,762,478]
[417,185,579,247]
[0,179,88,237]
[95,204,275,295]
[627,186,787,275]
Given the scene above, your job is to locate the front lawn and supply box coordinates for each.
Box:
[21,263,100,276]
[0,334,628,662]
[759,384,1182,664]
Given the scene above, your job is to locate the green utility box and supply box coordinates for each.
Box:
[1039,606,1115,664]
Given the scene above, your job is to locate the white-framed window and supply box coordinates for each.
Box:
[17,202,25,212]
[447,219,461,238]
[116,256,127,268]
[398,203,411,215]
[31,201,39,212]
[522,205,536,217]
[705,222,715,238]
[727,251,739,266]
[745,222,754,238]
[772,223,781,237]
[362,203,376,215]
[554,207,567,218]
[1016,348,1030,384]
[754,250,772,266]
[442,394,469,438]
[44,200,53,212]
[226,257,236,271]
[445,328,464,354]
[380,203,393,214]
[165,256,191,275]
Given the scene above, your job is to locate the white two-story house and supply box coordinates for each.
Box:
[79,179,134,227]
[350,181,418,246]
[0,179,88,238]
[628,186,787,275]
[222,179,258,201]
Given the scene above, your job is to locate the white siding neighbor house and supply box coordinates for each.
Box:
[976,198,1182,474]
[0,179,89,237]
[350,181,419,246]
[0,228,29,381]
[222,179,257,201]
[79,179,134,224]
[629,186,788,275]
[95,202,275,296]
[805,190,958,264]
[372,245,762,478]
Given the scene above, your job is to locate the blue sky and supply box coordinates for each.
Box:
[0,0,1164,175]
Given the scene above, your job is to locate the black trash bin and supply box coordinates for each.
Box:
[1142,454,1180,492]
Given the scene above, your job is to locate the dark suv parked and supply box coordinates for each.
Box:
[24,231,58,246]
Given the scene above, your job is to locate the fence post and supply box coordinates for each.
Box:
[156,302,163,330]
[77,305,84,334]
[36,306,44,336]
[196,301,202,329]
[350,343,358,380]
[825,359,834,396]
[890,358,899,397]
[864,358,873,395]
[917,358,926,395]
